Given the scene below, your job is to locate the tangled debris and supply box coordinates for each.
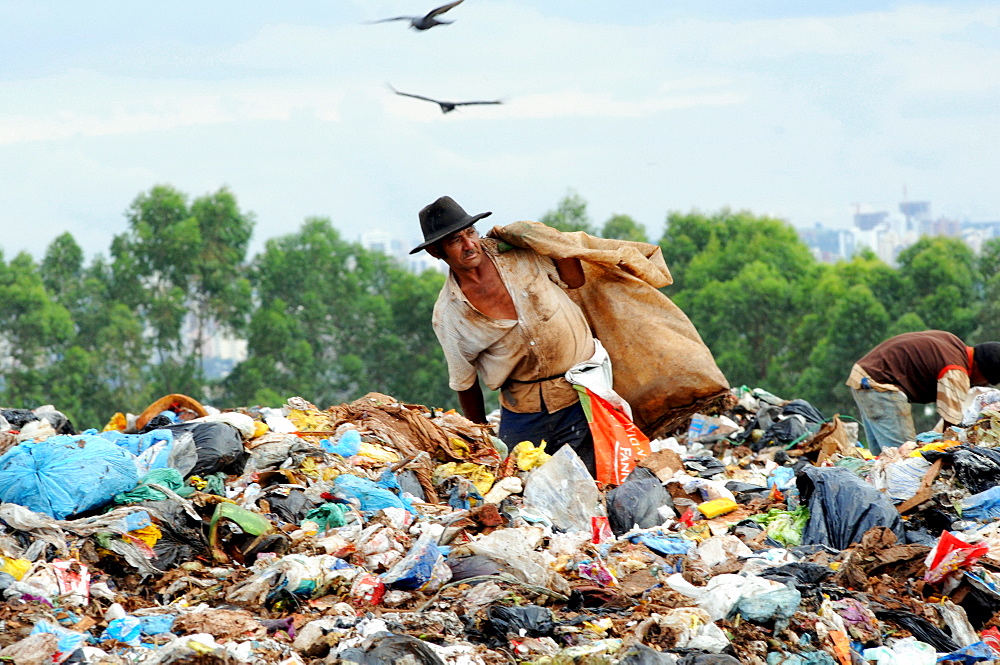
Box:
[3,387,1000,664]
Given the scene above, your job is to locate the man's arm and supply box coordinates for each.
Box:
[457,381,487,424]
[554,257,585,289]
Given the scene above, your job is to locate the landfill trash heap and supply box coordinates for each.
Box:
[4,388,1000,664]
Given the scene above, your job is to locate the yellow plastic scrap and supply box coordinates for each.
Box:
[130,524,162,548]
[188,476,208,491]
[286,408,333,432]
[299,457,320,478]
[0,557,31,580]
[512,440,551,471]
[448,437,471,457]
[102,412,127,433]
[432,462,496,496]
[357,441,400,464]
[252,420,269,438]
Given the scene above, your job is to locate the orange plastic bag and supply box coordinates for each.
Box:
[577,387,651,485]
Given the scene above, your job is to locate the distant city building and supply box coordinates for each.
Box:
[359,230,446,275]
[799,197,997,265]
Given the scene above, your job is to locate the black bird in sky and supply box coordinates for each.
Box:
[389,85,502,114]
[369,0,466,31]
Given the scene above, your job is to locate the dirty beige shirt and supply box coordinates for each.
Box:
[432,239,595,414]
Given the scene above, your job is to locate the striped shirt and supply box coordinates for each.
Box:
[432,239,594,414]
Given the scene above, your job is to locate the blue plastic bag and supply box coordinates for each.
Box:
[334,473,414,514]
[99,428,174,474]
[0,435,140,519]
[103,615,142,646]
[936,642,1000,664]
[322,429,361,457]
[961,486,1000,522]
[139,614,176,636]
[381,530,450,591]
[30,620,87,655]
[630,532,694,556]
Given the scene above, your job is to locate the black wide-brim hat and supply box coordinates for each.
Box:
[410,196,492,254]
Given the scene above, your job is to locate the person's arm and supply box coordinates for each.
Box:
[457,381,487,424]
[554,257,585,288]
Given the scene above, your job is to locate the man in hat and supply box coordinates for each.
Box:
[846,330,1000,454]
[412,196,598,475]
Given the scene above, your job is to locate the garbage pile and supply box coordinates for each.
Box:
[4,387,1000,664]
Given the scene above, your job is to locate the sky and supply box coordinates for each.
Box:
[2,1,999,260]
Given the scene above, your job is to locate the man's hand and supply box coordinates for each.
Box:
[458,382,487,424]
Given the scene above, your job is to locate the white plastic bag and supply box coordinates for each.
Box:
[523,445,604,533]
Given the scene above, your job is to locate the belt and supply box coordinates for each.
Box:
[504,372,565,386]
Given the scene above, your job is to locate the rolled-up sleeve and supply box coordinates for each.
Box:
[937,368,971,424]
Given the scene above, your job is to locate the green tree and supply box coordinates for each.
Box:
[897,237,978,338]
[111,185,254,397]
[601,214,648,242]
[0,252,75,406]
[539,191,594,233]
[227,217,453,409]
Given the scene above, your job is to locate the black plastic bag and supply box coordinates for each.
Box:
[1,409,38,429]
[782,399,824,424]
[683,456,727,478]
[360,634,445,665]
[618,643,676,665]
[163,421,249,478]
[874,609,960,652]
[759,562,834,587]
[607,466,675,537]
[924,445,1000,494]
[726,481,770,504]
[758,416,809,450]
[261,487,317,523]
[797,465,905,549]
[486,605,555,639]
[958,572,1000,630]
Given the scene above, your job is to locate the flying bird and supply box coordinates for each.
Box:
[368,0,466,31]
[389,85,502,114]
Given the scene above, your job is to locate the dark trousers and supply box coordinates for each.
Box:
[498,400,596,477]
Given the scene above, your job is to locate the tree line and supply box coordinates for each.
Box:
[1,186,995,432]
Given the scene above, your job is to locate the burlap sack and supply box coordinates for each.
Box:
[490,221,729,438]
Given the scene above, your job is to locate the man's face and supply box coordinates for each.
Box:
[437,226,483,270]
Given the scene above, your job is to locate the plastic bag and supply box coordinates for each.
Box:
[381,530,452,592]
[486,605,555,639]
[334,473,415,514]
[935,642,1000,664]
[468,527,555,590]
[322,429,361,457]
[618,643,678,665]
[113,468,194,504]
[732,585,802,630]
[522,444,604,533]
[162,421,249,478]
[797,465,905,549]
[511,441,551,471]
[924,445,1000,495]
[873,609,960,652]
[862,637,937,665]
[961,485,1000,522]
[0,435,140,519]
[577,387,651,485]
[923,531,988,583]
[606,466,674,536]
